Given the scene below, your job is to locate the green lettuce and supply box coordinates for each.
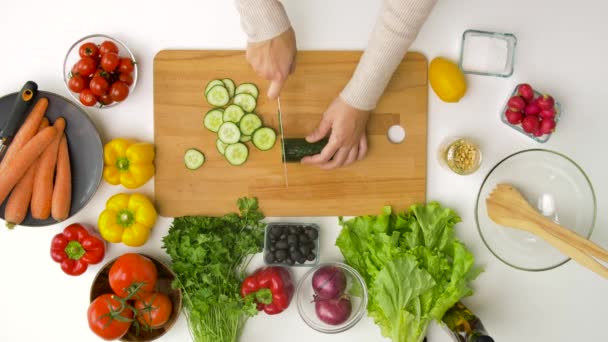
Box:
[336,202,481,342]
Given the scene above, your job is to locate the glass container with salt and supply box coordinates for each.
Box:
[459,30,517,77]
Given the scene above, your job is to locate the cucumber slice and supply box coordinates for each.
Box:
[224,143,249,166]
[216,139,228,155]
[184,148,205,170]
[240,135,252,142]
[206,85,230,107]
[203,109,224,132]
[222,78,236,98]
[239,113,263,136]
[218,122,241,144]
[205,79,224,95]
[252,127,277,151]
[233,93,257,112]
[235,83,259,98]
[223,104,245,123]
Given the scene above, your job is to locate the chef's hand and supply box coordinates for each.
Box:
[246,27,296,99]
[301,97,370,170]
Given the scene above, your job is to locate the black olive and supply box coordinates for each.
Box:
[297,257,307,264]
[289,245,297,252]
[307,242,316,249]
[275,249,287,261]
[290,250,303,261]
[280,234,287,240]
[298,234,309,243]
[307,253,316,261]
[270,245,276,252]
[306,229,318,240]
[265,253,276,263]
[299,245,311,255]
[288,226,297,234]
[285,258,294,266]
[287,234,298,245]
[270,226,282,237]
[276,240,288,249]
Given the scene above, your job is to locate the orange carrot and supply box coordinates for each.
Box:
[0,126,57,205]
[30,118,66,220]
[51,133,72,222]
[0,98,48,173]
[4,118,50,228]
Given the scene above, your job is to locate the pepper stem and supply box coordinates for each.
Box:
[65,240,86,260]
[252,288,273,305]
[115,157,130,172]
[116,209,135,228]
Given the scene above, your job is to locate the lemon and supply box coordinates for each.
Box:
[429,57,467,102]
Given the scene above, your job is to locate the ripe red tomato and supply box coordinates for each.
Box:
[76,57,98,77]
[109,253,157,298]
[99,93,114,106]
[119,73,134,86]
[88,294,133,340]
[89,76,109,96]
[109,81,130,102]
[134,292,173,329]
[79,42,99,59]
[101,52,120,72]
[68,75,86,93]
[79,89,97,107]
[99,40,119,55]
[118,58,135,74]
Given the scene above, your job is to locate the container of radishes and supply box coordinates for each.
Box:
[501,83,561,143]
[296,262,368,334]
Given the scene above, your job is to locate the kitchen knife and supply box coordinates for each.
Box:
[277,96,289,187]
[0,81,38,158]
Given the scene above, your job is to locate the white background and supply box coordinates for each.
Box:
[1,0,607,341]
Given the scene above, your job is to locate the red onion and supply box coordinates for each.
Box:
[312,266,347,300]
[315,296,352,325]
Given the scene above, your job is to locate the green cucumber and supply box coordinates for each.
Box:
[205,79,224,95]
[240,135,252,142]
[235,83,259,98]
[222,78,236,98]
[216,139,228,155]
[223,104,245,123]
[252,127,277,151]
[239,113,263,136]
[206,85,230,107]
[233,93,257,112]
[283,138,329,162]
[218,122,241,144]
[225,143,249,166]
[203,109,224,132]
[184,148,205,170]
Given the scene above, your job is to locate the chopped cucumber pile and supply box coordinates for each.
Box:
[201,78,277,166]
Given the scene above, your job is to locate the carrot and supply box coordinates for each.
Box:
[0,126,57,205]
[0,98,48,173]
[30,118,66,220]
[3,118,50,228]
[51,133,72,222]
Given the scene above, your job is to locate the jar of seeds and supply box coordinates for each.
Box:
[438,137,482,175]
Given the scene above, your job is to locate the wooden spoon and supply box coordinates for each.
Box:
[486,183,608,279]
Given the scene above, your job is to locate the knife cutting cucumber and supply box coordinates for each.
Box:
[235,83,259,98]
[224,143,249,166]
[184,148,205,170]
[252,127,277,151]
[283,138,329,162]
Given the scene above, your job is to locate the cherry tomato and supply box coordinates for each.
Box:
[118,58,135,74]
[79,89,97,107]
[89,76,109,96]
[99,40,119,55]
[99,93,114,106]
[68,75,86,93]
[88,294,133,340]
[109,253,157,298]
[119,73,134,86]
[79,42,99,59]
[134,292,173,329]
[109,81,130,102]
[76,57,98,77]
[101,52,120,72]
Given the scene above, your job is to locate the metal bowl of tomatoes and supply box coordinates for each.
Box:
[63,34,138,108]
[89,253,182,341]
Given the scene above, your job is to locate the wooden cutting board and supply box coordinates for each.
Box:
[154,50,427,217]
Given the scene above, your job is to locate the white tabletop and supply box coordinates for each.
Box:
[1,0,607,341]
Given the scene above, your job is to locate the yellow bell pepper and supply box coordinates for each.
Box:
[104,138,155,189]
[98,193,158,247]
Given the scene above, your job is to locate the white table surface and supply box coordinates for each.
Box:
[1,0,607,341]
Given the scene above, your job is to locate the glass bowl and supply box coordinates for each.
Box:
[476,149,596,271]
[459,29,517,77]
[438,136,482,175]
[63,34,138,108]
[296,262,368,334]
[500,84,562,143]
[264,223,320,267]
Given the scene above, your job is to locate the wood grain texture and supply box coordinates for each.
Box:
[154,50,427,217]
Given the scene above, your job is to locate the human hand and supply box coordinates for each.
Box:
[246,27,296,99]
[301,97,370,170]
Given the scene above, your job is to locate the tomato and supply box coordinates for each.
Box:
[99,93,114,106]
[109,81,130,102]
[89,76,109,96]
[79,89,97,107]
[99,40,119,55]
[134,292,173,329]
[118,73,134,86]
[109,253,157,298]
[101,52,120,72]
[79,42,99,59]
[88,294,133,340]
[68,75,86,93]
[118,58,135,74]
[76,57,98,77]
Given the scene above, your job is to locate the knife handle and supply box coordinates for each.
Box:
[0,81,38,137]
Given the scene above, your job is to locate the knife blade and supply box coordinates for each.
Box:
[0,81,38,158]
[277,96,289,187]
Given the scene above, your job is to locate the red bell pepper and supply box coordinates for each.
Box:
[240,267,294,315]
[50,223,105,276]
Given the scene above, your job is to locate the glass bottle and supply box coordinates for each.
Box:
[442,302,494,342]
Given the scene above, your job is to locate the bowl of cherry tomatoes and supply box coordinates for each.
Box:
[63,34,138,108]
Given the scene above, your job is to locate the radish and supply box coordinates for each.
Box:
[505,109,523,124]
[524,102,541,116]
[315,296,352,325]
[537,95,555,110]
[540,117,556,134]
[507,96,526,111]
[518,84,534,102]
[539,108,556,119]
[522,115,540,134]
[312,266,347,300]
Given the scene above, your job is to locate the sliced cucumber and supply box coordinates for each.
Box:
[218,122,241,144]
[233,93,257,112]
[252,127,277,151]
[205,79,224,95]
[223,104,245,123]
[235,83,259,99]
[225,143,249,166]
[240,135,252,142]
[216,139,228,155]
[239,113,263,136]
[206,85,230,107]
[222,78,236,98]
[184,148,205,170]
[203,109,224,132]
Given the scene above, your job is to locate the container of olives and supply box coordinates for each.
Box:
[264,223,320,267]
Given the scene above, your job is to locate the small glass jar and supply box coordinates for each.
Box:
[438,137,482,175]
[459,29,517,77]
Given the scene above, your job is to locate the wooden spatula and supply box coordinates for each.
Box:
[486,183,608,279]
